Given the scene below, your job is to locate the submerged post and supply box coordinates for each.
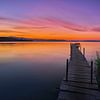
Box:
[91,61,93,84]
[66,59,69,81]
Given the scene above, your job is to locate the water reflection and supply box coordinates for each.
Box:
[0,42,99,100]
[80,42,100,60]
[0,42,69,100]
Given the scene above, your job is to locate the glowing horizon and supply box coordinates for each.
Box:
[0,0,100,40]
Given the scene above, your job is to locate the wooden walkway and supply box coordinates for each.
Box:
[57,43,100,100]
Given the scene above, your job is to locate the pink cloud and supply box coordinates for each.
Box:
[91,27,100,32]
[14,26,48,30]
[40,17,89,31]
[0,16,100,32]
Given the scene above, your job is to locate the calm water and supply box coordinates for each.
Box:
[0,42,100,100]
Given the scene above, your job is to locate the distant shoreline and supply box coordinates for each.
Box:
[0,41,100,43]
[0,37,100,42]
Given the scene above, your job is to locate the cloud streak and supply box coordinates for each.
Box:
[0,16,20,23]
[0,16,100,32]
[44,17,88,32]
[14,26,48,30]
[0,30,27,34]
[91,27,100,32]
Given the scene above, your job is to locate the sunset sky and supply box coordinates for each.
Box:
[0,0,100,40]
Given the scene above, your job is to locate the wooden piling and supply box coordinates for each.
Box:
[91,61,93,84]
[66,59,69,81]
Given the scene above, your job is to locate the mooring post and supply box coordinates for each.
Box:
[70,43,72,60]
[83,48,85,56]
[91,61,93,84]
[66,59,69,81]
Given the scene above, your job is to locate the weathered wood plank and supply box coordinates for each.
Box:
[58,91,96,100]
[60,83,100,97]
[62,81,98,90]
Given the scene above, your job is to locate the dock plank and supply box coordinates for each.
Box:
[57,43,100,100]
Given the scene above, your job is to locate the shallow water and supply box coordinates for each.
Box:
[0,42,100,100]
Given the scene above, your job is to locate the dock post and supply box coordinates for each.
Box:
[66,59,69,81]
[90,61,93,84]
[70,43,72,60]
[83,48,85,56]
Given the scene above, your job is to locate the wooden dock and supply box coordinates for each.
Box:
[57,43,100,100]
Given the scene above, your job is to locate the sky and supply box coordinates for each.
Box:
[0,0,100,40]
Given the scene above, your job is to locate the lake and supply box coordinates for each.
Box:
[0,42,100,100]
